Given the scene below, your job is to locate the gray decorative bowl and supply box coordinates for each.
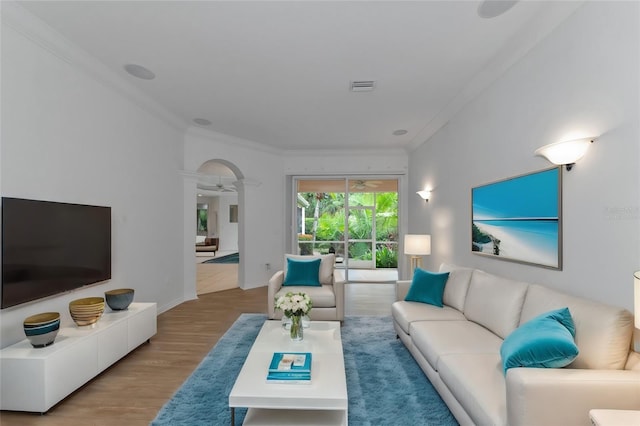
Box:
[105,288,134,311]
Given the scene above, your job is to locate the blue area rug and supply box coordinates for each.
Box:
[203,252,239,264]
[151,314,457,426]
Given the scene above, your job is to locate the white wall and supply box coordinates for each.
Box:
[184,130,285,289]
[212,194,239,252]
[409,2,639,311]
[1,11,185,347]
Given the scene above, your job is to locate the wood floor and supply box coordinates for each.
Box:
[0,283,395,426]
[196,251,239,294]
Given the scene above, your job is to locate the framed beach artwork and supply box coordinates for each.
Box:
[471,167,562,270]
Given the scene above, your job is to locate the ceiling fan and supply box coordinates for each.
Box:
[350,180,382,190]
[197,176,236,193]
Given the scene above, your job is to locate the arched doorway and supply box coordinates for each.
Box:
[194,160,244,294]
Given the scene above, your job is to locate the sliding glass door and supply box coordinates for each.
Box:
[294,177,398,274]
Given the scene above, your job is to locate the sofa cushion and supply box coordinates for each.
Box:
[437,353,507,426]
[500,307,579,374]
[285,254,335,285]
[391,301,466,335]
[520,284,633,370]
[404,268,449,307]
[464,270,529,339]
[275,285,335,308]
[410,320,503,372]
[283,257,321,286]
[439,263,473,312]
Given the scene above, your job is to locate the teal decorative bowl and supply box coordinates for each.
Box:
[23,312,60,348]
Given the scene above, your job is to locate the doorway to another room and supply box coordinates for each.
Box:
[195,161,240,295]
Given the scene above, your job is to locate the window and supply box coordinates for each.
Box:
[294,178,398,269]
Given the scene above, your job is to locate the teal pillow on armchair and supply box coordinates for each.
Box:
[404,268,450,307]
[282,257,322,286]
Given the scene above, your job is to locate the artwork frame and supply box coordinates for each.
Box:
[229,204,238,223]
[471,167,562,270]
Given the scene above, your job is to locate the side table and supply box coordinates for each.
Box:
[589,409,640,426]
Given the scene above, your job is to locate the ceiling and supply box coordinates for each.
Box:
[17,1,582,152]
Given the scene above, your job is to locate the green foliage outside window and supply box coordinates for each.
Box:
[298,191,398,268]
[197,208,208,233]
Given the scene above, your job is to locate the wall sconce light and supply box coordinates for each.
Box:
[534,137,595,171]
[404,234,431,275]
[416,189,431,202]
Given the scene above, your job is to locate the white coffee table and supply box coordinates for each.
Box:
[229,320,348,425]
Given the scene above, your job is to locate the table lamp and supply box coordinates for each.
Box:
[404,234,431,276]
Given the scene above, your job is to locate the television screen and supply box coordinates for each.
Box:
[2,197,111,309]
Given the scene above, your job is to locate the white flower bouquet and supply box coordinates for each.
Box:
[275,292,312,341]
[275,291,312,318]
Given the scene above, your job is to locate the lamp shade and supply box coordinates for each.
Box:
[404,234,431,256]
[635,271,640,329]
[534,137,593,166]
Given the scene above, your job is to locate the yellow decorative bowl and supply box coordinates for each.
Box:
[24,312,60,326]
[69,297,105,326]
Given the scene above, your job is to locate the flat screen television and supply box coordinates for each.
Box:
[2,197,111,309]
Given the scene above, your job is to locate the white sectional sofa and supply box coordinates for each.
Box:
[392,264,640,426]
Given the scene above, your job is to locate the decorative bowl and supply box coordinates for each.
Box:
[105,288,134,311]
[24,312,60,348]
[69,297,105,326]
[24,312,60,326]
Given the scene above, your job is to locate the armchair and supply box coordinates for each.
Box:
[268,254,345,321]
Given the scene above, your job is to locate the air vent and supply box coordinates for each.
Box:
[350,80,376,92]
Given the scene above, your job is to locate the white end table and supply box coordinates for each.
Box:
[589,409,640,426]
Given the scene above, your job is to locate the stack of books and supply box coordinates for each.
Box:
[266,352,312,383]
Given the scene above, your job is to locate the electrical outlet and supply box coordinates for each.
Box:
[265,263,271,271]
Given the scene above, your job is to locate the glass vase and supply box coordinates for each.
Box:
[290,314,303,341]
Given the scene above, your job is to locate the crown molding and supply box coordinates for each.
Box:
[281,147,408,158]
[179,170,261,188]
[185,126,283,156]
[1,1,187,132]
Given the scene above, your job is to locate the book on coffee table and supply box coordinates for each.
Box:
[266,352,312,382]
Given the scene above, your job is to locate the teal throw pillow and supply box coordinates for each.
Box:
[500,307,579,374]
[404,268,450,307]
[283,258,322,286]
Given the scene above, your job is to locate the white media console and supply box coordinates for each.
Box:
[0,302,157,413]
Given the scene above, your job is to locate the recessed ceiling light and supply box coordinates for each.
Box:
[392,129,408,136]
[198,194,203,197]
[193,118,212,126]
[477,1,518,19]
[123,63,156,80]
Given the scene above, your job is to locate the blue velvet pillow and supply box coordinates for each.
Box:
[500,307,579,374]
[404,268,450,307]
[283,258,322,286]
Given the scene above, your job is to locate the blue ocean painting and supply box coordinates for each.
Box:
[472,168,561,268]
